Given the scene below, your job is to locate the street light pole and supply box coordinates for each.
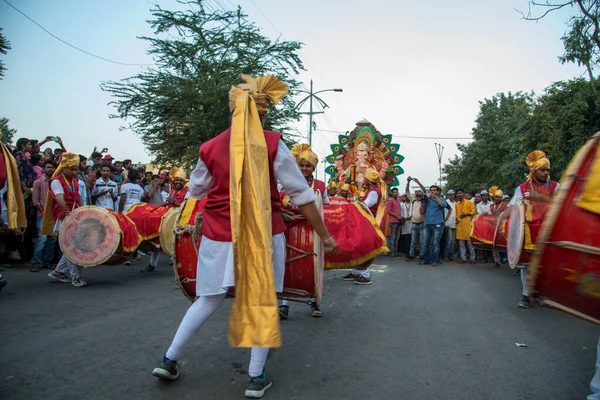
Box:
[296,80,343,146]
[435,142,444,188]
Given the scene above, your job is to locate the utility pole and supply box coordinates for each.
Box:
[296,80,343,146]
[435,143,444,188]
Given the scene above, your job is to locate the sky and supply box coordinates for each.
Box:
[0,0,584,187]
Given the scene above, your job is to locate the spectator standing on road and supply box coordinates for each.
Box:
[92,164,118,210]
[30,160,57,272]
[385,187,402,257]
[399,193,412,257]
[406,178,426,261]
[443,190,457,261]
[455,189,476,264]
[413,179,447,267]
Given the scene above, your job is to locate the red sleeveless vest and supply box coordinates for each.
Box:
[198,129,286,242]
[310,178,326,203]
[518,180,558,196]
[50,174,80,221]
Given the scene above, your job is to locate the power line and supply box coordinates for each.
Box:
[2,0,150,67]
[314,128,473,140]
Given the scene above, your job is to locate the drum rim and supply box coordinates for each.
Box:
[507,199,525,269]
[59,205,121,267]
[312,193,324,304]
[173,198,200,303]
[159,207,180,257]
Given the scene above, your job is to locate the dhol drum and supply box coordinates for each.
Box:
[470,214,504,250]
[506,199,530,268]
[173,196,325,305]
[323,200,388,270]
[528,133,600,324]
[126,203,179,256]
[60,206,143,266]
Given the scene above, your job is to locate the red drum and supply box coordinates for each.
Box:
[59,206,143,266]
[470,214,502,250]
[173,197,325,304]
[529,133,600,324]
[126,203,179,255]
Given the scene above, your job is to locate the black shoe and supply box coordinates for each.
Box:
[278,305,289,320]
[245,370,273,398]
[406,256,414,261]
[342,272,360,281]
[354,275,372,285]
[311,303,323,318]
[518,296,531,309]
[152,356,180,381]
[493,262,500,268]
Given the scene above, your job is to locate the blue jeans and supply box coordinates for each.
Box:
[31,216,57,266]
[409,223,424,258]
[445,228,456,259]
[423,223,444,264]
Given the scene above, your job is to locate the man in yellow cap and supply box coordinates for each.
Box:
[151,75,337,399]
[503,150,559,308]
[162,167,189,208]
[43,153,87,288]
[489,186,506,268]
[341,168,381,285]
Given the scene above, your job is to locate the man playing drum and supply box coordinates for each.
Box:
[43,153,87,288]
[150,75,337,399]
[501,150,559,309]
[279,143,329,318]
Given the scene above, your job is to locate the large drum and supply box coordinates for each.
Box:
[470,214,503,250]
[173,197,325,304]
[59,206,143,266]
[528,133,600,324]
[323,201,388,270]
[126,203,179,256]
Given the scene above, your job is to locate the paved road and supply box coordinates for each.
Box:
[1,257,597,400]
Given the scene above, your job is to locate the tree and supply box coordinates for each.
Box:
[0,28,11,79]
[0,117,16,145]
[101,1,305,168]
[443,78,600,192]
[517,1,600,83]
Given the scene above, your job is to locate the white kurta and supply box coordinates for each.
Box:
[189,139,316,296]
[401,201,412,235]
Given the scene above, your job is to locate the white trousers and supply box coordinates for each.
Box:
[55,254,81,280]
[520,266,529,297]
[165,293,269,377]
[589,336,600,400]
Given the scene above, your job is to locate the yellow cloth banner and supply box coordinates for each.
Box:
[228,75,287,348]
[1,143,26,229]
[577,144,600,214]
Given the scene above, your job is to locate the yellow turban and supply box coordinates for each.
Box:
[291,144,318,168]
[526,150,550,181]
[41,153,80,235]
[488,185,503,198]
[365,168,379,184]
[327,180,337,190]
[229,74,288,115]
[169,167,187,181]
[338,182,349,191]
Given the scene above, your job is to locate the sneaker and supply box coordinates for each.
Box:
[431,263,439,267]
[493,262,500,268]
[71,277,87,288]
[30,265,41,273]
[48,270,70,283]
[124,260,132,266]
[278,305,289,320]
[354,275,372,285]
[518,296,531,309]
[8,250,21,261]
[137,250,147,256]
[140,265,156,273]
[132,255,142,262]
[152,356,180,381]
[311,303,323,318]
[342,272,359,281]
[245,371,273,398]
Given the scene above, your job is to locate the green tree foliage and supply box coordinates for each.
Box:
[0,117,16,145]
[443,78,600,193]
[0,28,11,79]
[101,1,305,168]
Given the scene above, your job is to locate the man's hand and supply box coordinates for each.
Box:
[323,236,338,256]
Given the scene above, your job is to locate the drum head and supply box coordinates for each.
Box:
[507,199,525,269]
[59,206,121,267]
[160,207,180,257]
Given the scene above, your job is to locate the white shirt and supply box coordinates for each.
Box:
[476,201,491,215]
[161,191,168,202]
[445,199,456,228]
[188,138,316,296]
[119,182,144,213]
[78,177,88,206]
[91,178,118,210]
[363,190,380,208]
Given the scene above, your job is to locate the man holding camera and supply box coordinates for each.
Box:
[413,178,447,267]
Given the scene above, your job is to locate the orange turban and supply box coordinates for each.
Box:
[526,150,550,181]
[291,144,319,168]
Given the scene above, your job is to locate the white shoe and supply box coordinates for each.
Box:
[71,277,87,288]
[48,270,70,283]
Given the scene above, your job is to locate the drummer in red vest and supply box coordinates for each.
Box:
[341,168,382,285]
[42,153,87,288]
[502,150,559,309]
[278,143,329,319]
[162,168,189,208]
[150,74,337,399]
[489,186,506,268]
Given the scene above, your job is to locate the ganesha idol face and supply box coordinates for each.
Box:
[356,150,369,166]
